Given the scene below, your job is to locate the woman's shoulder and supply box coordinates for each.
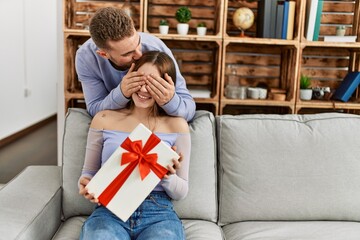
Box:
[161,116,189,134]
[91,110,127,129]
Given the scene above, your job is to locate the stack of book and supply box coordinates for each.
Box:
[305,0,324,41]
[256,0,296,40]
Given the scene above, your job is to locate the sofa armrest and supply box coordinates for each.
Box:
[0,166,62,240]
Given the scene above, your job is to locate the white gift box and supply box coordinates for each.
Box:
[86,123,179,222]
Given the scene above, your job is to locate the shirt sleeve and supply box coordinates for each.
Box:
[75,43,130,117]
[161,133,191,200]
[79,128,103,185]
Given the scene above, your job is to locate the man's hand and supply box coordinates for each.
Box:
[79,177,99,203]
[145,73,175,106]
[120,63,146,98]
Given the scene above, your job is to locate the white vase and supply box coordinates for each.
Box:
[300,89,313,100]
[159,25,169,35]
[197,27,207,36]
[177,23,189,35]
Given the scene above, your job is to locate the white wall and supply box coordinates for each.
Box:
[0,0,57,140]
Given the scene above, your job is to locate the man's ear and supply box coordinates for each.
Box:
[96,49,109,59]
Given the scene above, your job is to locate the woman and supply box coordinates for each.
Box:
[78,51,190,240]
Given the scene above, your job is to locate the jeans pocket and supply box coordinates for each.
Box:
[148,195,172,209]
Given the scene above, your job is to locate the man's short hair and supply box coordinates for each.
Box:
[89,7,134,50]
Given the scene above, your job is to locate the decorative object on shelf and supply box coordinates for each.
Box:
[232,7,254,37]
[312,86,331,100]
[225,65,239,98]
[122,0,135,18]
[247,87,267,100]
[159,19,169,35]
[175,6,192,35]
[299,75,313,100]
[196,22,207,36]
[336,25,346,36]
[269,88,287,101]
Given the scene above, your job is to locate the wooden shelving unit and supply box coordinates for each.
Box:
[63,0,360,115]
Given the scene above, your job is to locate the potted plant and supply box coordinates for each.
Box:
[336,25,346,36]
[196,22,207,36]
[175,6,191,35]
[159,19,169,35]
[299,74,313,100]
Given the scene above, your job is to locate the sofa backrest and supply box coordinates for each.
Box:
[217,113,360,226]
[62,108,218,222]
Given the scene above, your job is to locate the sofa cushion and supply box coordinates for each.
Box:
[222,221,360,240]
[173,110,218,222]
[62,109,217,222]
[62,108,94,219]
[217,113,360,225]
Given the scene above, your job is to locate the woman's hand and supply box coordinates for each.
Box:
[79,177,99,204]
[164,151,183,179]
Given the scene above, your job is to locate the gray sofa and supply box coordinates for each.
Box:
[1,108,360,240]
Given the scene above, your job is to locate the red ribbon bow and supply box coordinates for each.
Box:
[98,133,168,206]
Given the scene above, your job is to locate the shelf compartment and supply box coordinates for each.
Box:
[299,46,360,103]
[224,0,302,40]
[64,0,143,31]
[144,0,224,36]
[304,0,359,42]
[162,39,222,102]
[221,42,298,104]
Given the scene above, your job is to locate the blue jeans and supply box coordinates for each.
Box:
[80,191,185,240]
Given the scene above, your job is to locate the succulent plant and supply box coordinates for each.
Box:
[300,75,311,89]
[159,19,169,26]
[197,22,206,28]
[175,7,192,23]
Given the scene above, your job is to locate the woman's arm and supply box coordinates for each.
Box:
[161,132,191,200]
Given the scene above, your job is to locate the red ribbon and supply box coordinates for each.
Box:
[98,133,168,206]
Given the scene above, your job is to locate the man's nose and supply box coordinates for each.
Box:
[133,49,142,60]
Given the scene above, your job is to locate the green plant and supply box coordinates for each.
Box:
[175,7,192,23]
[197,22,206,28]
[300,75,311,89]
[159,19,168,26]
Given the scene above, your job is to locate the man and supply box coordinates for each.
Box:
[75,7,195,121]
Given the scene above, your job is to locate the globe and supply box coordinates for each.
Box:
[232,7,254,37]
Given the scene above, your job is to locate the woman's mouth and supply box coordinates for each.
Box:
[137,93,151,100]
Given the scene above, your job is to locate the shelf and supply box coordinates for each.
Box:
[152,34,221,42]
[62,0,360,116]
[224,37,299,47]
[296,99,360,111]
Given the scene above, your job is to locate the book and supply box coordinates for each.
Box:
[275,1,285,39]
[305,0,319,41]
[281,0,289,39]
[286,1,296,40]
[85,123,180,221]
[333,72,360,102]
[323,35,357,42]
[257,0,278,38]
[312,0,323,41]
